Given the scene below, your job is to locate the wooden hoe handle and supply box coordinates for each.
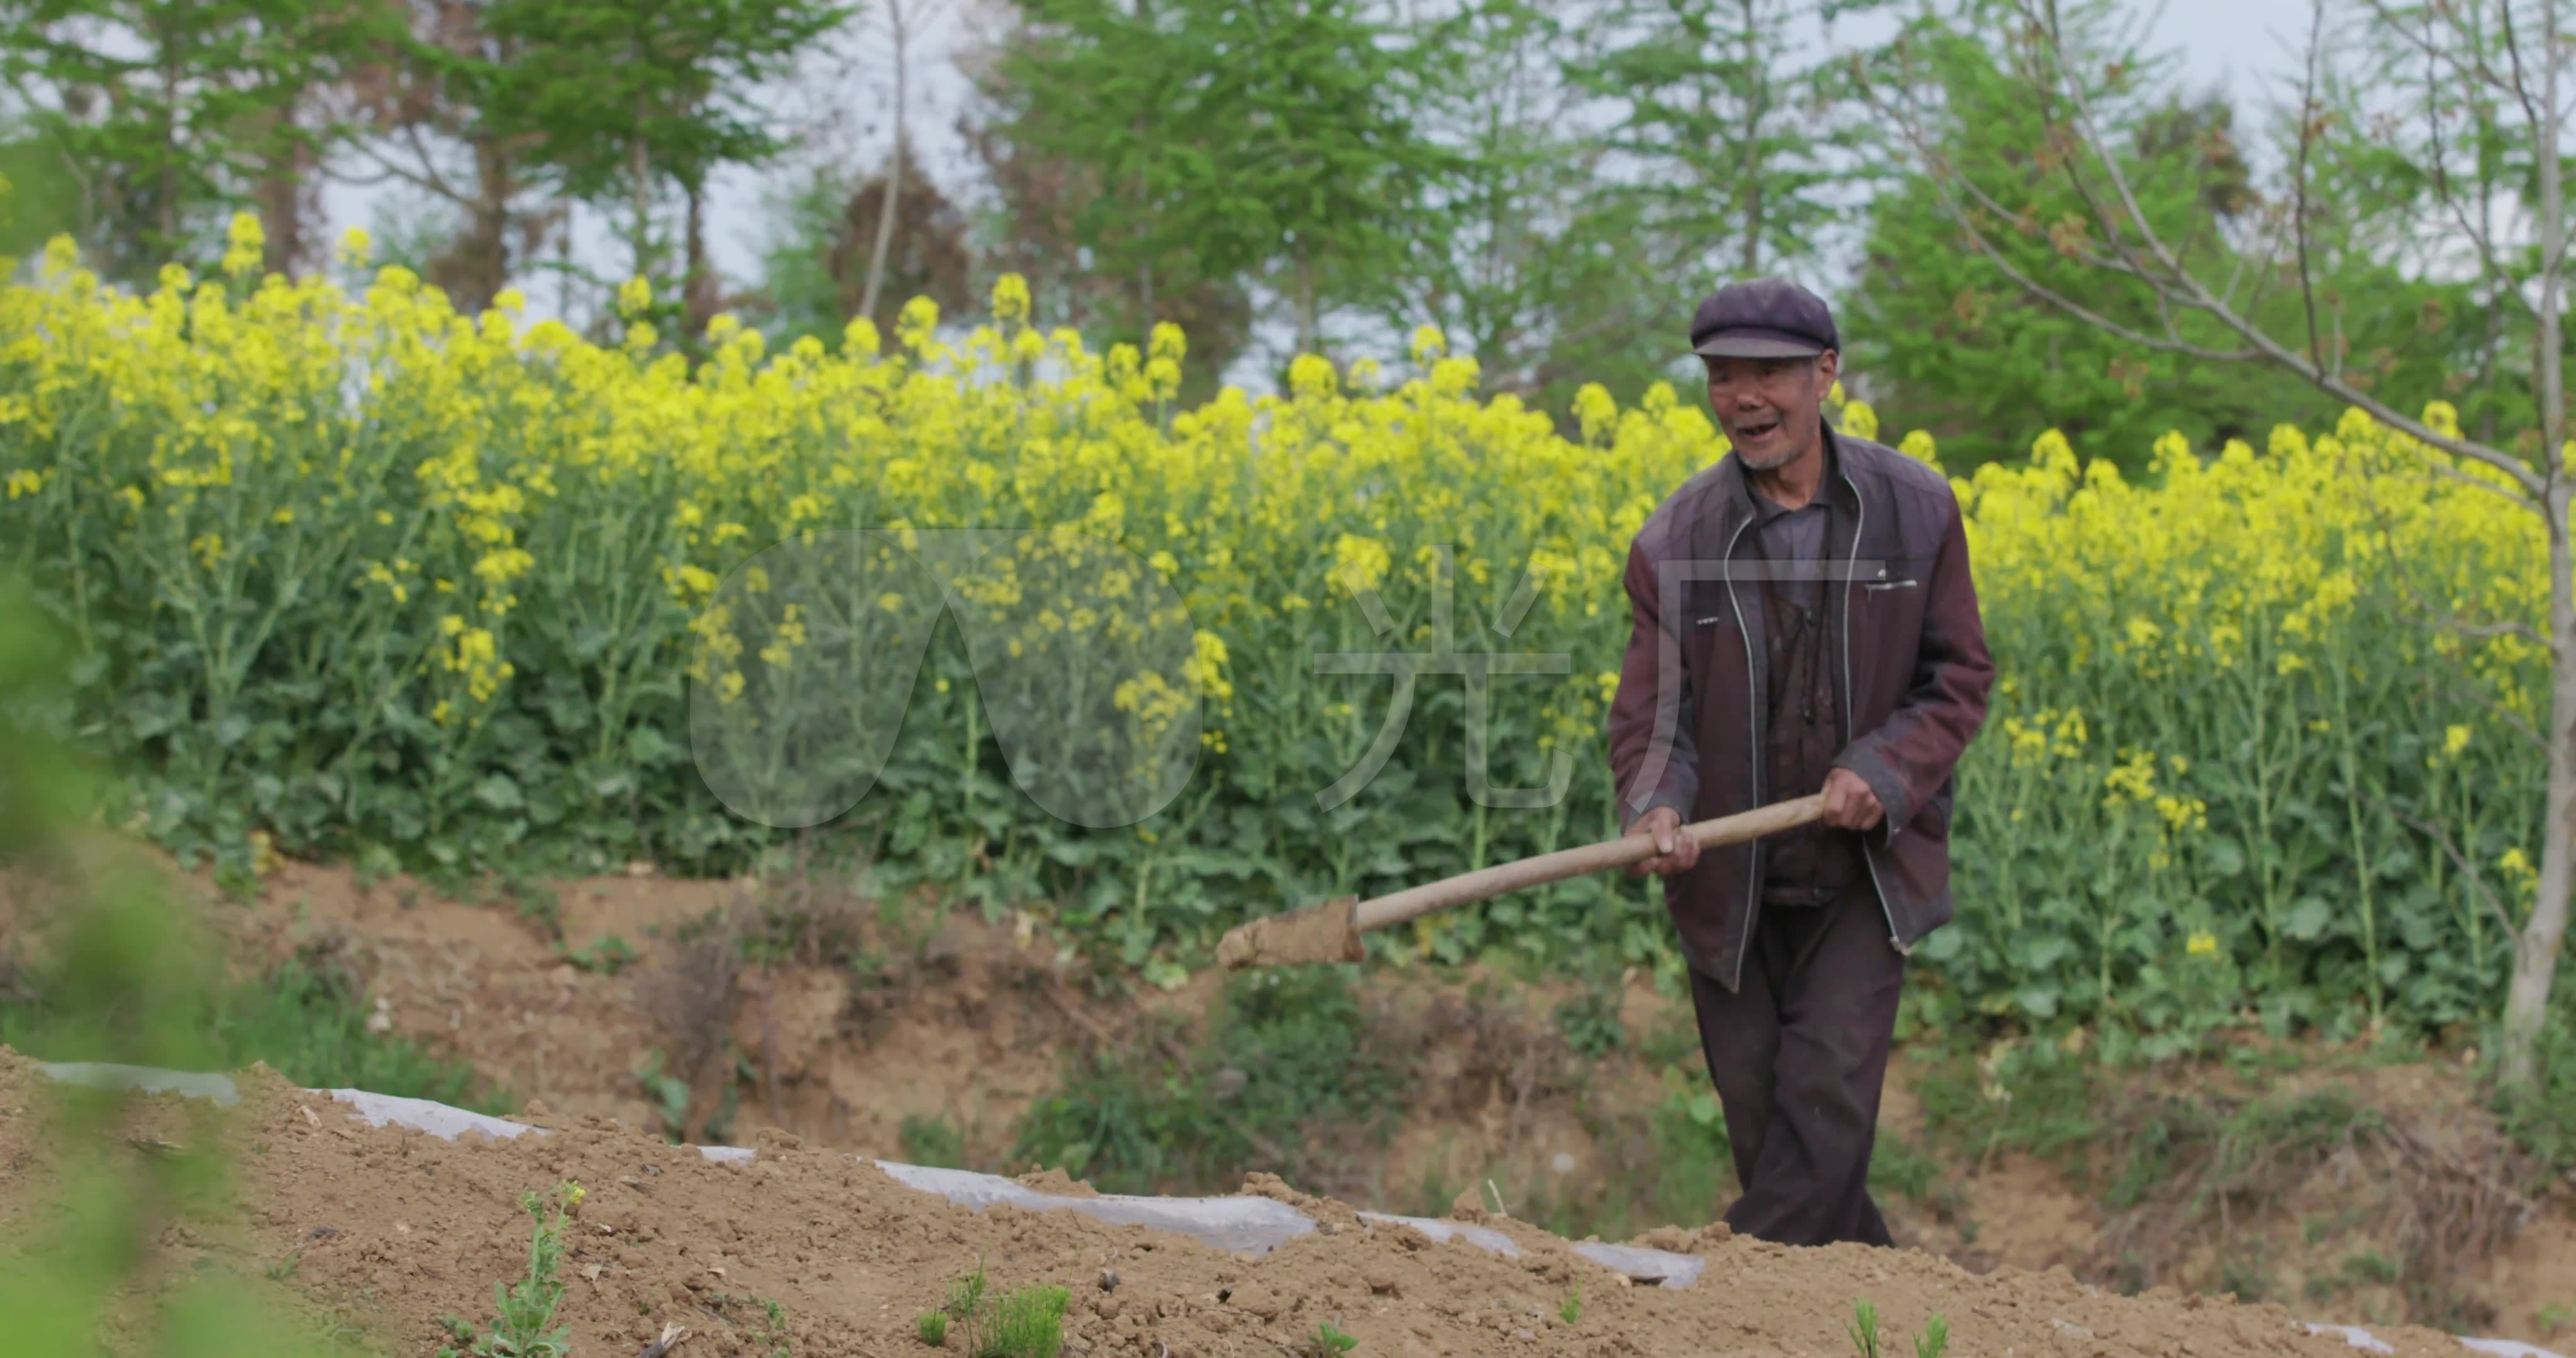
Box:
[1348,793,1827,935]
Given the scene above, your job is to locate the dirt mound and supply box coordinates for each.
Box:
[1,1051,2509,1358]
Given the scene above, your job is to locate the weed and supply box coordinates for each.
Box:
[435,1181,584,1357]
[1559,1281,1581,1323]
[1463,1071,1738,1244]
[635,915,745,1140]
[933,1261,1069,1358]
[2341,1250,2400,1286]
[916,1309,949,1346]
[1638,1011,1702,1070]
[2,946,509,1115]
[901,1112,968,1169]
[2538,1302,2570,1336]
[635,1049,694,1142]
[1011,966,1408,1196]
[760,1296,792,1357]
[2489,1012,2576,1179]
[353,843,402,892]
[2217,1254,2272,1303]
[1914,1313,1950,1358]
[1868,1129,1965,1220]
[560,934,640,974]
[1552,980,1626,1058]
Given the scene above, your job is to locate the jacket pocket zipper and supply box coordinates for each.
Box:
[1863,579,1919,592]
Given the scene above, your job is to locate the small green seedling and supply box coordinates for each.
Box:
[1848,1299,1883,1358]
[917,1310,950,1347]
[1914,1313,1950,1358]
[1305,1321,1359,1354]
[1560,1281,1581,1324]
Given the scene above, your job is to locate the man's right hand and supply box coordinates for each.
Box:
[1626,805,1699,876]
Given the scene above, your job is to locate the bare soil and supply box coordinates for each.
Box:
[0,1049,2510,1358]
[7,845,2575,1354]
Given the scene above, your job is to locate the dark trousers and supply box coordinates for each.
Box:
[1685,885,1905,1248]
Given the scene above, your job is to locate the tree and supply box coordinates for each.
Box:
[1859,0,2569,1091]
[994,0,1467,363]
[0,0,387,282]
[952,0,1255,397]
[477,0,850,324]
[1843,17,2499,472]
[850,0,954,322]
[329,0,570,316]
[1563,0,1880,285]
[0,123,87,265]
[747,140,977,348]
[1343,0,1702,421]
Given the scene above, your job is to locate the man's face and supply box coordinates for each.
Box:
[1703,350,1838,470]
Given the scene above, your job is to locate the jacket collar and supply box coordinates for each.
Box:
[1697,424,1863,559]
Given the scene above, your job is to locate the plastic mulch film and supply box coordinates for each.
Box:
[31,1062,2567,1357]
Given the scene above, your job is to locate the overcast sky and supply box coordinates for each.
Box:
[313,0,2325,386]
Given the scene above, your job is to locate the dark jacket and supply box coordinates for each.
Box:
[1603,427,1995,993]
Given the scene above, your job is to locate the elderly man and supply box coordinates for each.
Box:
[1604,277,1994,1248]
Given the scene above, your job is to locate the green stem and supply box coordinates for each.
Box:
[2247,625,2285,987]
[2331,660,2382,1031]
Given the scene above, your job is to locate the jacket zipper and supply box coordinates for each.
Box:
[1841,466,1911,958]
[1723,512,1763,978]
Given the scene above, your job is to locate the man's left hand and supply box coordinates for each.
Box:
[1821,767,1883,831]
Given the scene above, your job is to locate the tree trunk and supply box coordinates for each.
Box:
[1738,0,1763,277]
[2513,496,2575,1091]
[441,135,514,317]
[1295,235,1318,358]
[860,135,904,323]
[255,102,316,277]
[860,0,909,324]
[630,118,653,283]
[2497,8,2568,1095]
[158,17,182,257]
[685,179,717,336]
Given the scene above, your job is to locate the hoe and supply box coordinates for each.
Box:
[1214,793,1826,969]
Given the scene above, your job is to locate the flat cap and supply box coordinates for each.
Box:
[1690,277,1838,358]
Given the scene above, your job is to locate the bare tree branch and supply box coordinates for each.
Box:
[1857,90,2274,361]
[2292,0,2328,373]
[2413,35,2509,271]
[2377,794,2525,937]
[2362,0,2523,97]
[326,135,464,206]
[2415,455,2553,512]
[1979,0,2555,499]
[2493,0,2551,135]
